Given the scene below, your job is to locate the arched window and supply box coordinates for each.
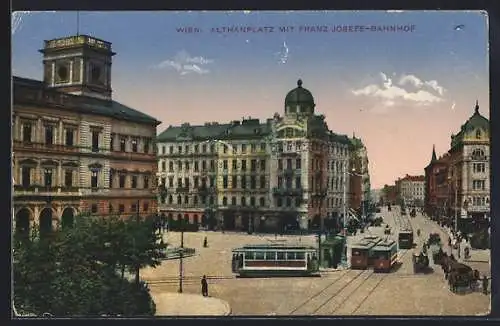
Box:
[472,148,485,159]
[222,196,228,206]
[168,195,173,204]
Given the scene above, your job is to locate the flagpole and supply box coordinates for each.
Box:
[76,11,80,36]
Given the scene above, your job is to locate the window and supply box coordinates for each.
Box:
[22,123,32,142]
[65,129,74,146]
[295,176,301,188]
[241,160,247,171]
[232,176,238,188]
[184,195,189,204]
[260,160,266,171]
[161,161,166,171]
[472,148,485,159]
[194,196,198,205]
[177,195,182,204]
[119,175,126,188]
[265,252,275,260]
[131,138,138,152]
[250,176,256,189]
[194,177,199,188]
[259,197,265,207]
[260,176,266,189]
[109,134,115,151]
[209,196,215,205]
[168,177,173,187]
[245,252,254,260]
[210,160,215,171]
[177,178,183,188]
[143,202,149,212]
[131,203,137,213]
[184,177,189,188]
[241,175,246,189]
[251,143,256,153]
[44,125,54,145]
[223,197,228,205]
[168,195,173,204]
[295,197,301,207]
[277,198,283,207]
[241,197,246,206]
[144,138,150,153]
[250,197,256,206]
[202,144,207,153]
[185,145,189,153]
[286,197,292,207]
[286,159,292,170]
[177,161,182,170]
[473,180,485,191]
[109,204,114,213]
[251,159,257,171]
[231,197,237,205]
[278,159,283,170]
[209,177,215,187]
[278,176,283,188]
[64,170,73,187]
[296,158,301,169]
[91,204,98,214]
[286,252,295,260]
[194,161,199,172]
[91,170,98,188]
[241,144,247,153]
[223,160,228,170]
[277,252,285,260]
[223,144,228,154]
[161,146,166,154]
[476,130,481,139]
[473,163,486,173]
[119,204,125,213]
[260,143,266,151]
[202,160,207,171]
[144,176,149,189]
[185,161,190,170]
[88,131,99,153]
[178,146,182,153]
[44,168,53,187]
[223,176,228,189]
[210,144,215,153]
[232,160,237,170]
[169,146,173,154]
[169,161,174,172]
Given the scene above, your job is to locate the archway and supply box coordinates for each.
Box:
[15,208,31,238]
[39,208,53,236]
[61,207,75,230]
[193,214,199,225]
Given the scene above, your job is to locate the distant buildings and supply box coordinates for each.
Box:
[380,185,397,205]
[395,174,425,207]
[155,80,371,232]
[424,101,490,232]
[349,135,371,215]
[13,35,160,237]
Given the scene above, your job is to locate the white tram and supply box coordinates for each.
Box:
[231,244,320,277]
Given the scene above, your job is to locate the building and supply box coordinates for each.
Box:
[447,101,490,231]
[395,174,425,207]
[13,34,160,237]
[156,79,363,232]
[381,184,397,205]
[424,146,451,219]
[349,135,371,217]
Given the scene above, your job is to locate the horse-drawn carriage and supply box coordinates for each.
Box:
[440,253,479,293]
[410,208,416,218]
[412,249,429,273]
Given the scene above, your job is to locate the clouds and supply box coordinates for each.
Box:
[351,72,446,111]
[12,11,32,35]
[155,50,214,75]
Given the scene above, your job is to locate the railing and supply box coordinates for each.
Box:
[13,141,79,153]
[272,187,304,196]
[13,185,81,195]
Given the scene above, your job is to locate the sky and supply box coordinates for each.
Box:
[11,11,489,188]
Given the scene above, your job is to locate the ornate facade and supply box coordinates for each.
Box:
[395,174,425,207]
[349,136,371,215]
[13,35,160,237]
[156,80,368,232]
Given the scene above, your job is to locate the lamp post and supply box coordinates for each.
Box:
[178,217,184,293]
[447,174,458,234]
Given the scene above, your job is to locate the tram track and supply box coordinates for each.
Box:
[146,275,234,285]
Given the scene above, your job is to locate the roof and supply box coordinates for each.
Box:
[233,244,316,251]
[157,119,272,142]
[451,101,489,148]
[398,174,425,182]
[13,76,160,125]
[285,79,315,107]
[372,240,396,251]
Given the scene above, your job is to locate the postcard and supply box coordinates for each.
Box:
[12,10,490,317]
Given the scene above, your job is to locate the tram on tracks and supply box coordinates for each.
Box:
[350,236,382,270]
[372,239,398,273]
[398,228,414,249]
[231,244,320,277]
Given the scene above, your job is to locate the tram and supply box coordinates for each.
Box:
[372,239,398,273]
[398,229,414,249]
[231,244,320,277]
[350,236,382,270]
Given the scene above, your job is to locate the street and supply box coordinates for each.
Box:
[142,206,490,316]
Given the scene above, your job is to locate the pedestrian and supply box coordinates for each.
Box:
[201,275,208,297]
[203,236,208,248]
[482,275,489,295]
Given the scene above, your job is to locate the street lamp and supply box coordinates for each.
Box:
[447,173,458,235]
[178,217,184,293]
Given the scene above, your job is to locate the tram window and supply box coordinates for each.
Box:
[374,251,389,260]
[277,252,286,260]
[245,252,254,260]
[295,252,305,260]
[265,252,276,260]
[255,252,265,260]
[286,252,295,260]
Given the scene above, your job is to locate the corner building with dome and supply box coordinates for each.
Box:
[156,80,371,232]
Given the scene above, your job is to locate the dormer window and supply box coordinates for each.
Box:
[476,130,481,139]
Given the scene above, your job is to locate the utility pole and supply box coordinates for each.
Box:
[135,199,140,286]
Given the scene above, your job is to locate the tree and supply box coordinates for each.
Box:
[13,214,165,316]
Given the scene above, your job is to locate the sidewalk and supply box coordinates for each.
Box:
[151,292,231,316]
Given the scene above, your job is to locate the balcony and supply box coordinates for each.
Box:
[283,168,301,176]
[176,186,190,193]
[13,185,80,197]
[273,187,303,197]
[198,186,216,195]
[13,141,79,154]
[110,150,156,162]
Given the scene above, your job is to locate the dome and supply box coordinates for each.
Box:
[462,101,489,132]
[284,79,315,113]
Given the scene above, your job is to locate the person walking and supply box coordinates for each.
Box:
[482,275,489,295]
[201,275,209,297]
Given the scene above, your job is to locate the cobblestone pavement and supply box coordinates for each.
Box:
[150,292,231,316]
[142,210,490,316]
